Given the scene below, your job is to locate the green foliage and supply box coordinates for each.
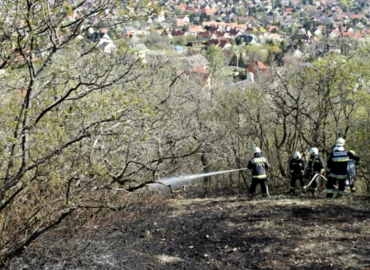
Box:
[205,45,226,75]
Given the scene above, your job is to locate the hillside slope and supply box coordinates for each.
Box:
[10,194,370,269]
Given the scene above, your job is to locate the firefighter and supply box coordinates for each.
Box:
[326,138,360,198]
[304,147,325,198]
[247,147,270,198]
[287,151,306,195]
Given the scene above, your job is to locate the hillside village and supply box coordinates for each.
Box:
[81,0,370,84]
[3,0,368,84]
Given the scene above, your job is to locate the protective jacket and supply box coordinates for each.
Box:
[289,158,306,175]
[307,154,325,174]
[327,150,360,179]
[247,153,270,179]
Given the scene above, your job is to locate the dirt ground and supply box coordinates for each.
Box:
[10,192,370,270]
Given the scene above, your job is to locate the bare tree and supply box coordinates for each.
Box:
[0,0,174,265]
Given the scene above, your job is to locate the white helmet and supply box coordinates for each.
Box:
[309,147,318,155]
[253,147,261,154]
[336,137,345,147]
[293,151,301,159]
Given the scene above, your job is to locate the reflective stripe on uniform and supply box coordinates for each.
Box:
[329,173,348,179]
[252,174,266,179]
[327,189,334,194]
[332,157,349,162]
[252,158,266,163]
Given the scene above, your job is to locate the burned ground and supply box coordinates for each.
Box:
[10,193,370,270]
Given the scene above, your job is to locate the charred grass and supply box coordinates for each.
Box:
[9,193,370,270]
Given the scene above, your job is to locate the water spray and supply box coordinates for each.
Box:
[157,168,249,187]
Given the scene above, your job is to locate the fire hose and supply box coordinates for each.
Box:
[303,173,339,191]
[304,173,328,189]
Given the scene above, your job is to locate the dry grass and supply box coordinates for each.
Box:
[9,193,370,269]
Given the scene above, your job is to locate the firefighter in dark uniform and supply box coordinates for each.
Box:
[287,151,306,195]
[247,147,270,198]
[305,147,325,198]
[326,138,360,198]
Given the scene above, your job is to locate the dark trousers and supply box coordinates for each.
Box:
[249,178,268,196]
[290,174,305,189]
[327,176,346,193]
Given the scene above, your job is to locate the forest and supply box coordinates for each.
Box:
[1,0,370,268]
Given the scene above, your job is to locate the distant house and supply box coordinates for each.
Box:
[188,25,205,35]
[174,18,187,27]
[206,38,232,50]
[149,11,165,23]
[209,31,227,39]
[179,3,187,11]
[329,29,340,39]
[161,29,173,39]
[268,25,279,32]
[292,34,313,43]
[90,31,110,43]
[265,33,282,41]
[311,27,322,36]
[180,54,209,69]
[352,33,363,40]
[186,41,203,47]
[171,30,187,38]
[197,8,218,15]
[342,32,353,38]
[226,28,242,38]
[174,16,190,27]
[159,22,172,30]
[197,32,211,41]
[239,35,258,44]
[180,66,216,92]
[246,60,268,76]
[185,7,197,13]
[298,28,307,35]
[123,26,136,34]
[191,67,215,90]
[89,31,117,53]
[99,42,117,53]
[356,22,365,29]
